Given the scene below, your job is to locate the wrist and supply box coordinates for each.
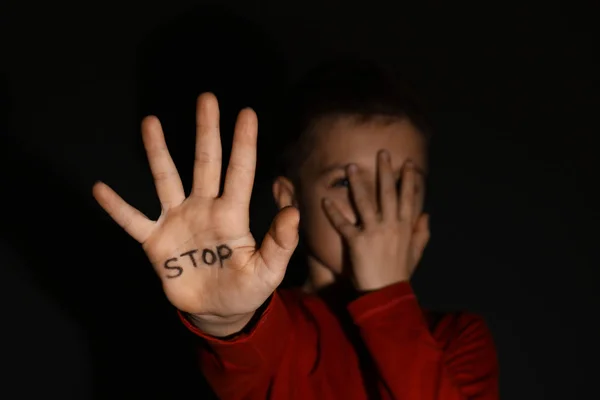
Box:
[187,311,255,338]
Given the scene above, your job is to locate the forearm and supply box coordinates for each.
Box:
[179,291,294,399]
[185,310,256,338]
[349,282,498,400]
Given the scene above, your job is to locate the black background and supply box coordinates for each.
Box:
[1,0,597,399]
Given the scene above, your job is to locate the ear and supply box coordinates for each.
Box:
[272,176,298,210]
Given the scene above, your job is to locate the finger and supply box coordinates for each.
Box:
[222,108,257,207]
[141,116,185,209]
[257,206,300,286]
[398,160,416,221]
[192,93,222,198]
[323,198,358,239]
[411,213,430,265]
[378,150,397,220]
[92,181,155,243]
[347,164,376,226]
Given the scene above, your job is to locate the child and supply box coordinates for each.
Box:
[93,59,498,399]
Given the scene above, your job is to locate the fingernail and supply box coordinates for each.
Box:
[347,164,358,174]
[405,159,414,168]
[380,150,390,162]
[323,198,331,206]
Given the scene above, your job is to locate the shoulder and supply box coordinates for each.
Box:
[424,310,496,351]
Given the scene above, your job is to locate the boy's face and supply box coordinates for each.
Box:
[274,115,427,282]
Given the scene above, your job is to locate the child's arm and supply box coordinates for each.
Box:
[93,94,301,397]
[324,154,498,398]
[179,291,294,399]
[348,282,498,400]
[180,288,326,399]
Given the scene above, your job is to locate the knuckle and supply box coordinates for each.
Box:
[382,185,396,198]
[120,215,132,229]
[228,161,251,175]
[146,146,168,158]
[153,170,177,181]
[195,150,218,165]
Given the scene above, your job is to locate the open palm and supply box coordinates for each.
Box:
[93,93,299,318]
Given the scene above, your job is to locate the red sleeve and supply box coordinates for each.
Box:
[178,291,294,399]
[347,282,499,400]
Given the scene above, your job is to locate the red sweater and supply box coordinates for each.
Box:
[180,282,498,399]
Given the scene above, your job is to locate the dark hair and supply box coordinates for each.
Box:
[276,57,431,183]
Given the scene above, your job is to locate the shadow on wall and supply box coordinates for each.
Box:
[0,80,202,398]
[0,5,288,399]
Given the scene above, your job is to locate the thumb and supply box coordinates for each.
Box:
[257,206,300,285]
[411,213,430,265]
